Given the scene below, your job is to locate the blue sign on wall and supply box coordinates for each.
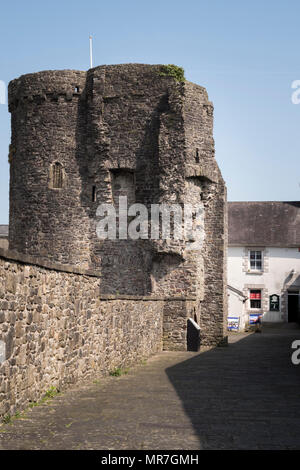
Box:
[249,314,261,324]
[228,317,240,331]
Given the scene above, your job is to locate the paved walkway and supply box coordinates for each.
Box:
[1,323,300,450]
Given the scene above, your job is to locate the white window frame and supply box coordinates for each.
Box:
[248,249,263,272]
[249,288,262,310]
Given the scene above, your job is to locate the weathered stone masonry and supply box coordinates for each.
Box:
[0,249,163,417]
[1,64,227,417]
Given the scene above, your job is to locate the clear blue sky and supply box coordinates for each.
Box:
[0,0,299,223]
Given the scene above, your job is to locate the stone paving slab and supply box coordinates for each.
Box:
[1,324,300,450]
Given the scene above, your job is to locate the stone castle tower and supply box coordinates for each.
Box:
[8,64,227,348]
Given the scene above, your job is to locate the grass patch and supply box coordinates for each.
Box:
[2,414,12,424]
[28,387,59,408]
[1,386,60,424]
[1,409,27,425]
[109,367,129,377]
[44,386,59,399]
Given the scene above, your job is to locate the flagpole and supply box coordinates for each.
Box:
[89,35,93,69]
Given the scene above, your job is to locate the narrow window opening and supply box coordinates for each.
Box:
[195,148,200,163]
[92,186,97,202]
[52,162,63,189]
[74,86,80,93]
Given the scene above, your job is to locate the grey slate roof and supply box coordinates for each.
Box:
[0,225,8,238]
[228,202,300,247]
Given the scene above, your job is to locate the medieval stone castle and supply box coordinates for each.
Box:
[0,64,227,417]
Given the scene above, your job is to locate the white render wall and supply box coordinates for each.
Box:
[227,289,247,330]
[228,246,300,328]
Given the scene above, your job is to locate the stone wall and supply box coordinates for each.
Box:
[163,299,196,351]
[183,82,228,346]
[0,249,163,418]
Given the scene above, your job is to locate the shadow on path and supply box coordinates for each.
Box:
[166,324,300,449]
[0,324,300,450]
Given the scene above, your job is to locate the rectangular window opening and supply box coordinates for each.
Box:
[52,162,63,189]
[92,186,97,202]
[250,289,262,309]
[249,250,263,271]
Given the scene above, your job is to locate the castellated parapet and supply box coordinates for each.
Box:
[6,64,227,356]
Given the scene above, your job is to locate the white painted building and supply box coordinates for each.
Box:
[0,225,8,250]
[227,202,300,331]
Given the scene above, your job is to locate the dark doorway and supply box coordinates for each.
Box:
[187,318,200,351]
[288,292,299,322]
